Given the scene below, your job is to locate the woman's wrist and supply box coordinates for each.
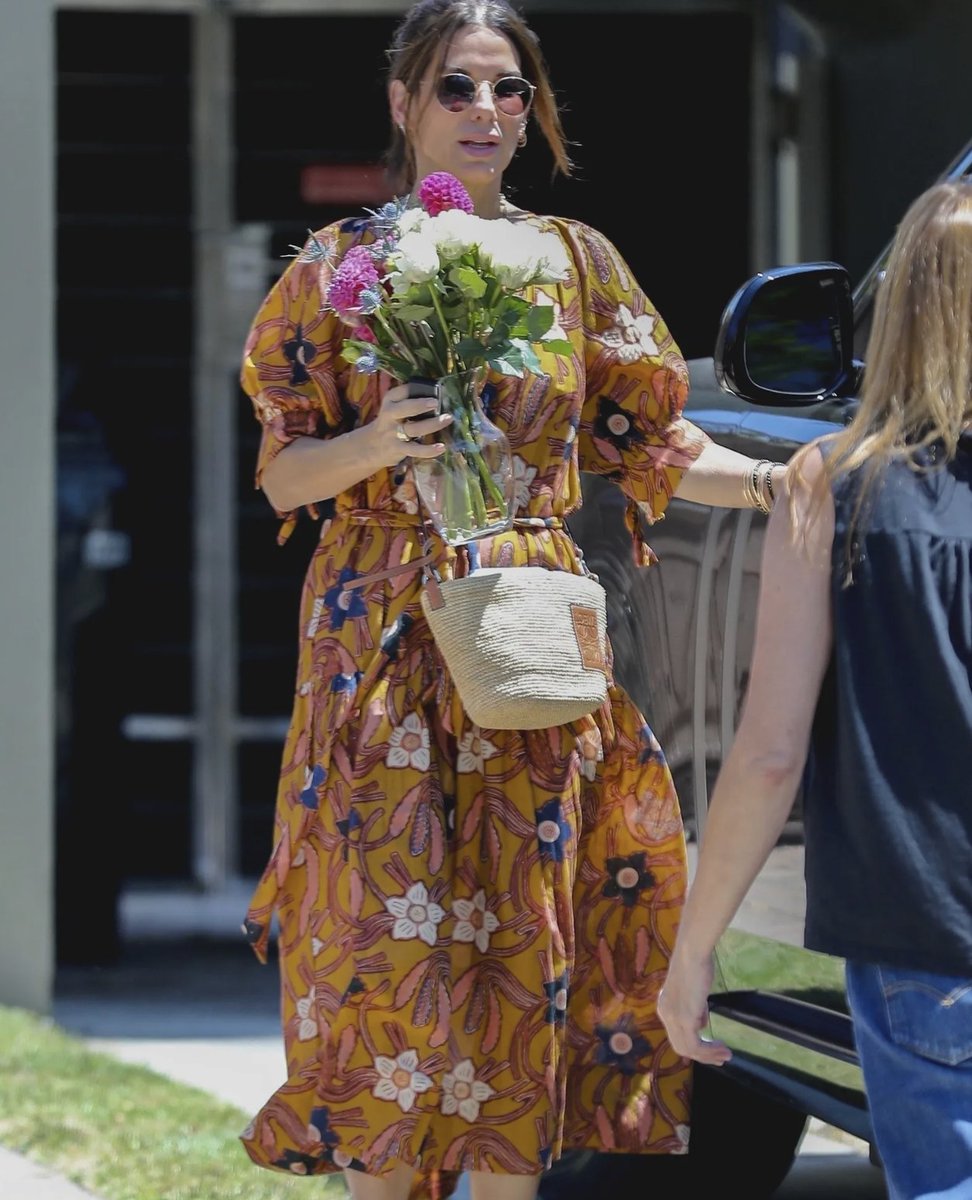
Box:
[743,458,779,514]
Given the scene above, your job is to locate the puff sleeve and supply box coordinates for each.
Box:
[564,221,710,565]
[240,222,356,544]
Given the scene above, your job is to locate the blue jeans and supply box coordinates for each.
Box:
[845,959,972,1200]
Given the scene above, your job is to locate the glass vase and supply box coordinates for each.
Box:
[410,366,515,546]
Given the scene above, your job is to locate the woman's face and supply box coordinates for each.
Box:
[390,24,528,206]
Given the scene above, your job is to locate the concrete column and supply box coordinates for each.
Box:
[0,0,56,1012]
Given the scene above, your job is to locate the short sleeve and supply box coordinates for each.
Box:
[240,222,355,544]
[563,221,711,564]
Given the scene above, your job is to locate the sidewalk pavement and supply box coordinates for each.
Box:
[1,876,885,1200]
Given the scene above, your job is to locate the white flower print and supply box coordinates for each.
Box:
[295,987,317,1041]
[392,475,419,514]
[673,1123,690,1155]
[441,1058,495,1122]
[456,727,500,774]
[311,936,323,956]
[306,596,324,639]
[511,455,538,512]
[372,1048,435,1112]
[452,889,500,953]
[386,712,431,771]
[534,288,568,343]
[385,882,445,946]
[599,303,660,364]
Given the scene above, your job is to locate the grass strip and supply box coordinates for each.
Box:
[0,1006,346,1200]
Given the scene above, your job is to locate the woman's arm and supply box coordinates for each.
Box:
[673,438,786,510]
[657,444,834,1064]
[260,383,452,513]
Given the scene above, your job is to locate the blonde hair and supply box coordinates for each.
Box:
[790,179,972,579]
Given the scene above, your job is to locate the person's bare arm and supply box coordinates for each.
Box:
[673,438,786,510]
[658,444,834,1064]
[260,381,452,513]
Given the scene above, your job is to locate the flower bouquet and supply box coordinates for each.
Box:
[307,172,572,543]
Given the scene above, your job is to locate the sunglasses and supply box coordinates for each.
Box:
[435,72,536,117]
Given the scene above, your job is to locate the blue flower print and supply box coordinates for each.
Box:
[300,763,327,810]
[272,1149,322,1175]
[538,1145,552,1170]
[562,414,579,460]
[594,395,646,452]
[337,809,363,858]
[323,568,368,631]
[536,798,570,862]
[282,323,316,386]
[242,918,264,945]
[602,852,655,907]
[638,723,666,765]
[480,379,498,417]
[308,1107,340,1151]
[543,970,569,1025]
[595,1016,650,1075]
[380,612,414,658]
[331,670,364,694]
[341,976,366,1003]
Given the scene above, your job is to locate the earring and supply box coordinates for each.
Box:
[517,128,527,148]
[396,121,406,135]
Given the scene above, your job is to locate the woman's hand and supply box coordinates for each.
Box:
[657,949,732,1065]
[370,380,454,468]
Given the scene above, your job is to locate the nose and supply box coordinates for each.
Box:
[468,80,500,117]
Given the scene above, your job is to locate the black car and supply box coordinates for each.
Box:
[550,135,972,1197]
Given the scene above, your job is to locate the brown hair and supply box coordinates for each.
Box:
[383,0,572,194]
[790,179,972,580]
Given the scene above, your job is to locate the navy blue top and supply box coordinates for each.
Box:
[803,431,972,974]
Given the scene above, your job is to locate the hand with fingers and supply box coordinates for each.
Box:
[373,379,454,467]
[657,950,733,1066]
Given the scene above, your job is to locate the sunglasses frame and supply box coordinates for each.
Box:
[435,72,536,117]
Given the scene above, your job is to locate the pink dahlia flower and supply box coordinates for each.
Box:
[418,172,474,216]
[326,245,380,318]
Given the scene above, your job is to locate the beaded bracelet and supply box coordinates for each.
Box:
[744,459,773,515]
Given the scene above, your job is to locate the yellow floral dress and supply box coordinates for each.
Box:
[238,212,710,1189]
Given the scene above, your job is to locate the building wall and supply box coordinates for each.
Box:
[825,0,972,283]
[0,0,56,1012]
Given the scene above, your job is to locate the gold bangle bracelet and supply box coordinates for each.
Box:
[747,459,772,515]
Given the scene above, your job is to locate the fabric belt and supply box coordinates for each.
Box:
[335,510,567,592]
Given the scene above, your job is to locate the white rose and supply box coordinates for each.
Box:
[388,230,440,289]
[478,224,568,289]
[397,207,428,236]
[428,210,486,260]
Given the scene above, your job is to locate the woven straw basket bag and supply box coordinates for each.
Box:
[420,565,609,730]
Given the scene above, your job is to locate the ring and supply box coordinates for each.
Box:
[395,422,411,443]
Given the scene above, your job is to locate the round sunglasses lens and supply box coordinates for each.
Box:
[438,74,475,111]
[494,78,532,115]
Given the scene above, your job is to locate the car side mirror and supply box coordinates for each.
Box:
[714,262,858,406]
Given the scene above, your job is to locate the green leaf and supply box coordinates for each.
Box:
[487,353,525,377]
[393,304,435,321]
[510,339,541,372]
[448,265,487,299]
[524,305,555,339]
[540,337,574,356]
[456,336,488,361]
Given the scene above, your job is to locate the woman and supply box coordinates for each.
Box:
[658,180,972,1200]
[238,2,782,1198]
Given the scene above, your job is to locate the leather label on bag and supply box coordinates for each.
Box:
[423,576,445,611]
[571,604,605,672]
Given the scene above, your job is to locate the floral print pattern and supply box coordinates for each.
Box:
[238,212,710,1190]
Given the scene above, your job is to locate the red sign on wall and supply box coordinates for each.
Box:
[300,163,392,207]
